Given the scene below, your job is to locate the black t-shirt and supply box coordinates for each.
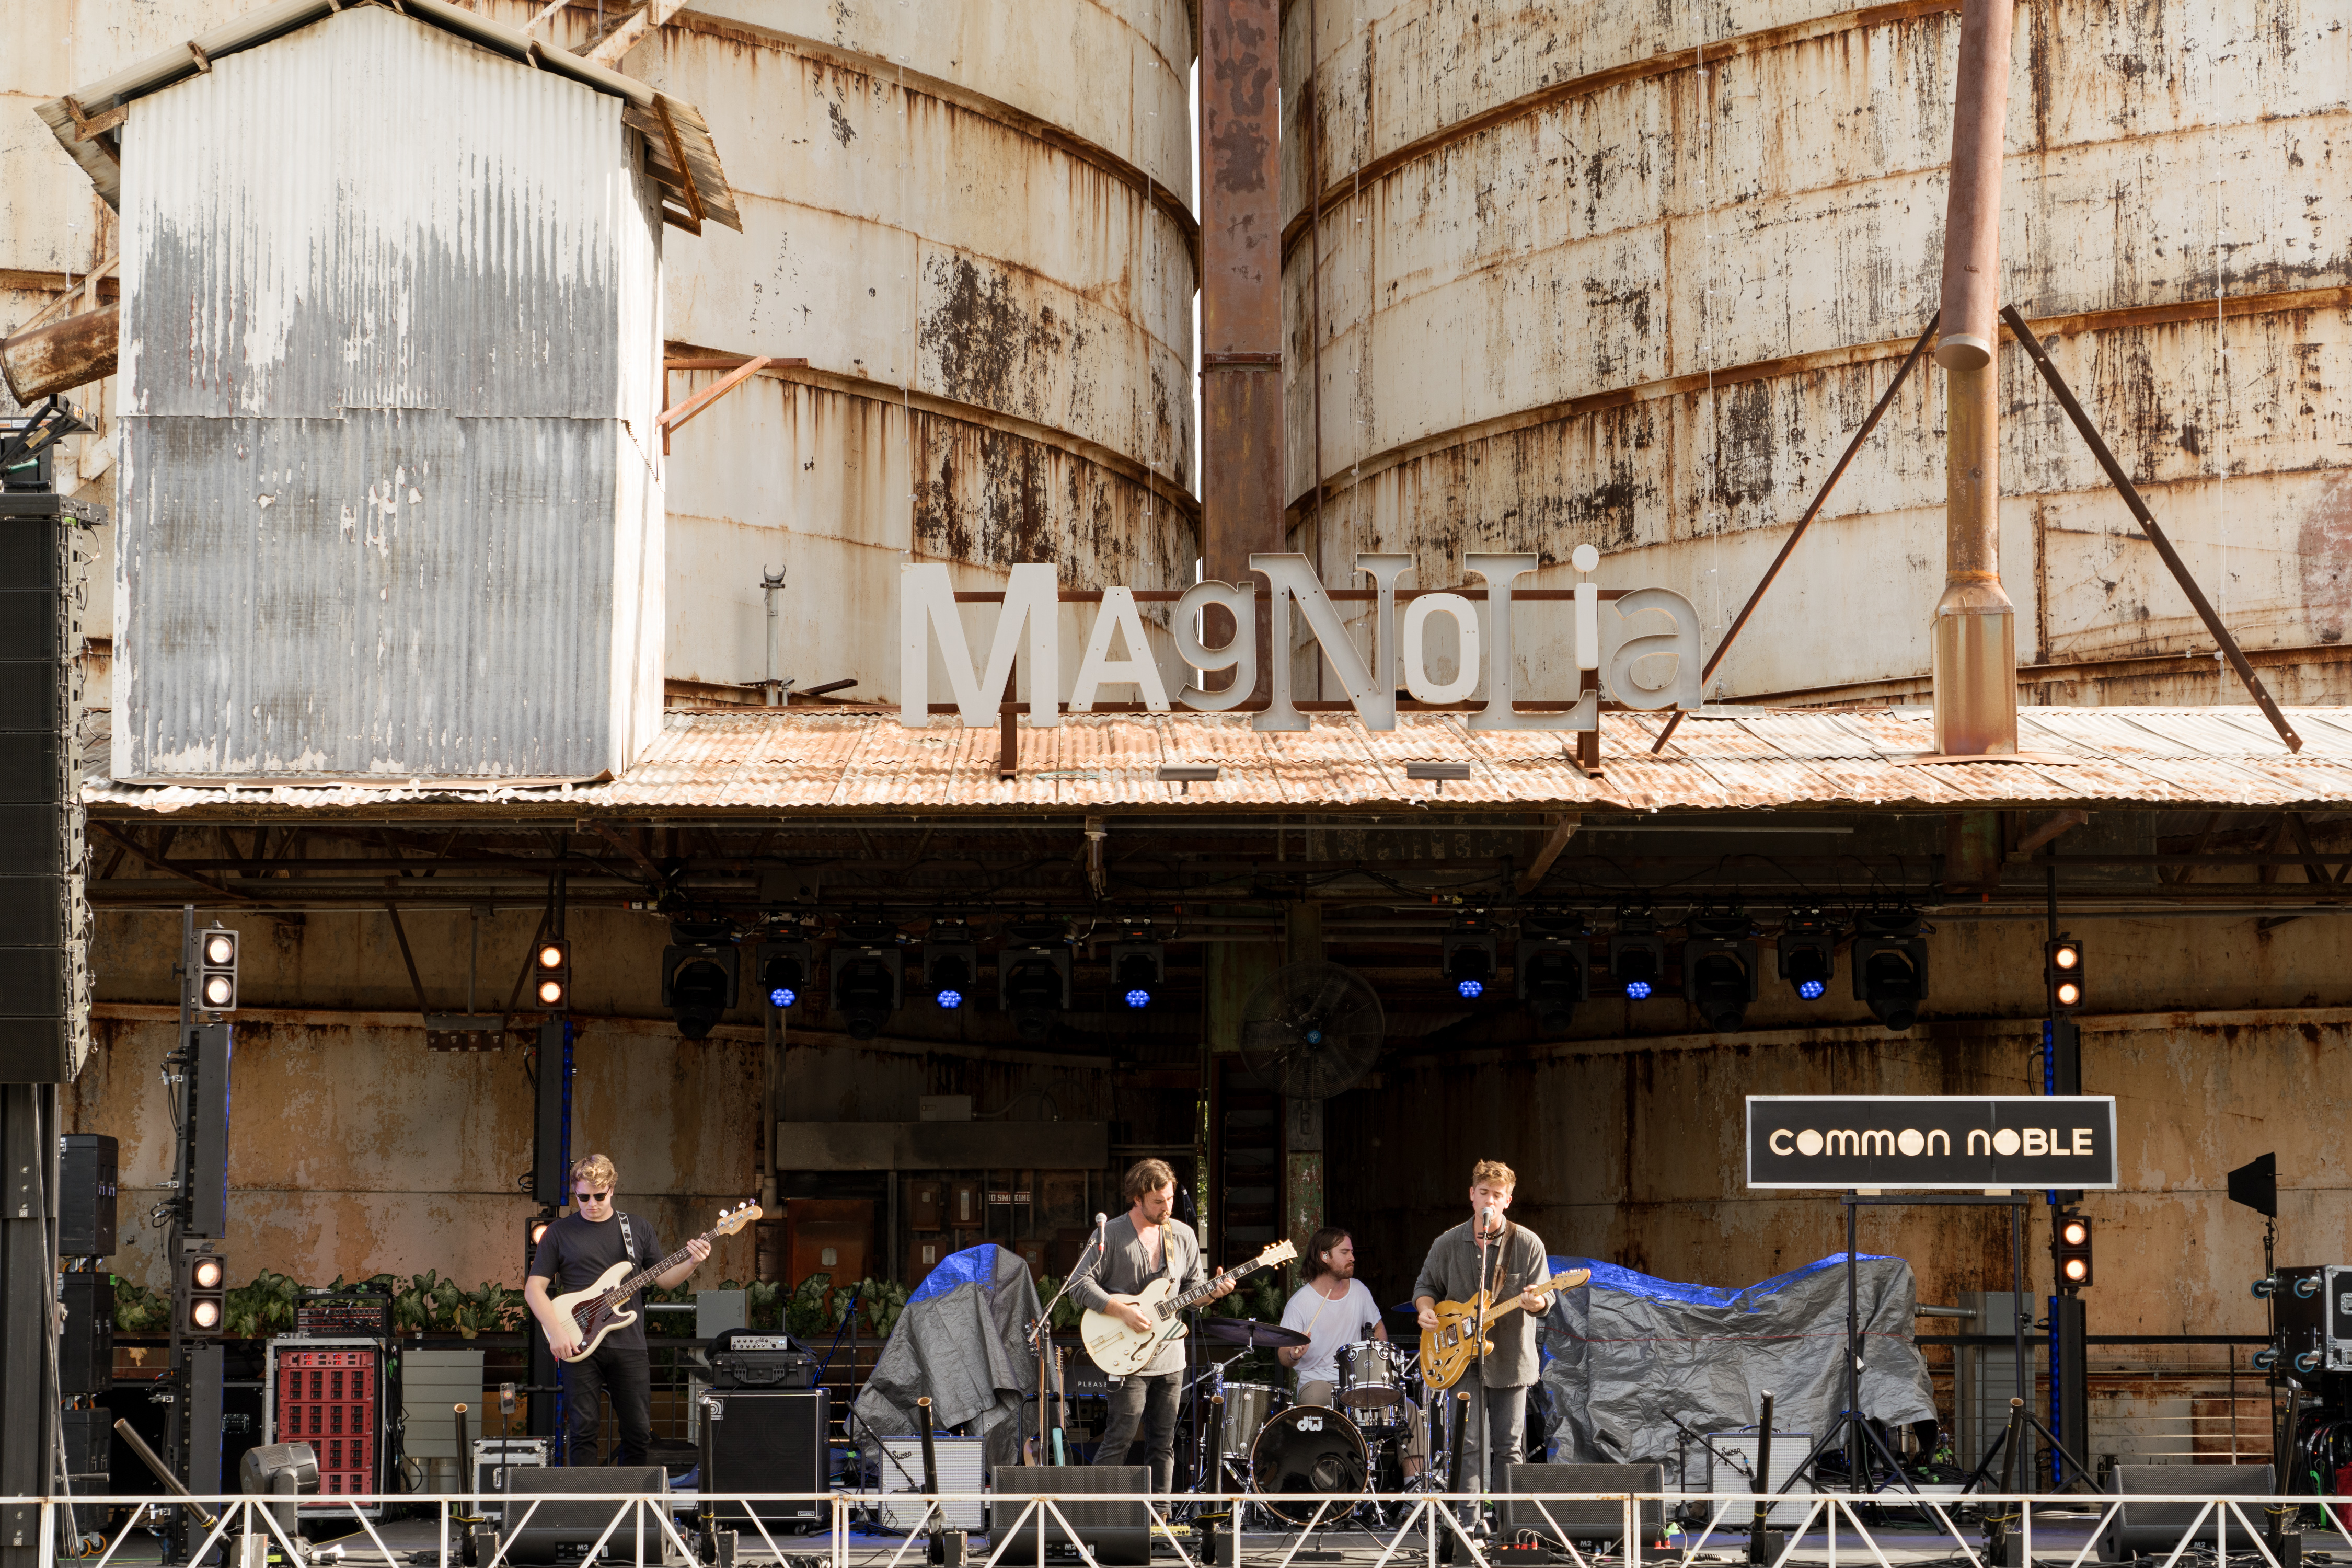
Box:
[529,1211,663,1350]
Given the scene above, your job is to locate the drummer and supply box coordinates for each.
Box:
[1276,1227,1426,1475]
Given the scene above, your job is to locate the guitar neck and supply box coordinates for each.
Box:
[1165,1255,1265,1317]
[584,1229,712,1318]
[1473,1272,1578,1327]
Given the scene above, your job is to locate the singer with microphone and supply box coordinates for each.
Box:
[1412,1160,1552,1508]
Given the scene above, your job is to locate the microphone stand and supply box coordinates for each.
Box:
[1468,1208,1502,1520]
[1030,1213,1108,1465]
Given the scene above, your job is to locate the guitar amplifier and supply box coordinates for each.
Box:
[704,1389,828,1527]
[708,1330,815,1390]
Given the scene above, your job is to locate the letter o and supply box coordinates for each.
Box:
[1796,1128,1824,1157]
[1402,592,1482,704]
[1992,1128,2022,1156]
[1770,1129,1794,1155]
[1898,1128,1926,1157]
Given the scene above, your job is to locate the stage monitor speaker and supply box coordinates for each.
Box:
[990,1465,1150,1566]
[2101,1464,2276,1560]
[1500,1464,1666,1551]
[499,1465,667,1565]
[702,1389,827,1527]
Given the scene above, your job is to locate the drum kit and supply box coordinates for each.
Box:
[1196,1319,1432,1528]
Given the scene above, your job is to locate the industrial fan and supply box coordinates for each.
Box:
[1238,961,1385,1100]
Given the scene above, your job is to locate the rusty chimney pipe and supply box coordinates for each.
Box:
[1930,0,2019,756]
[1200,0,1283,696]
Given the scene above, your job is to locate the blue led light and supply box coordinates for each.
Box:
[1125,988,1152,1009]
[936,989,963,1009]
[1797,978,1826,1000]
[769,987,797,1008]
[1625,980,1654,1000]
[1458,979,1484,999]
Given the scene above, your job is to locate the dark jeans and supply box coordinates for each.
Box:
[561,1338,652,1467]
[1433,1367,1529,1496]
[1096,1371,1183,1492]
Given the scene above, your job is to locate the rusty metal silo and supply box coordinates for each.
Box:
[1284,0,2352,710]
[612,1,1201,705]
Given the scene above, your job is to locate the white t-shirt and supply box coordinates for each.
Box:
[1278,1277,1382,1387]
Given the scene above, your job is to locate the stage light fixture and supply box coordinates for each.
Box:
[1609,915,1666,1001]
[2045,936,2085,1013]
[197,925,239,1012]
[660,936,740,1040]
[829,929,905,1041]
[1515,924,1589,1034]
[1442,924,1498,1001]
[533,938,571,1010]
[1851,910,1928,1033]
[2228,1151,2278,1218]
[1108,938,1166,1010]
[1684,914,1760,1032]
[921,924,979,1011]
[1778,910,1835,1001]
[2053,1209,2093,1289]
[760,939,812,1010]
[178,1249,227,1336]
[524,1213,554,1272]
[998,923,1073,1042]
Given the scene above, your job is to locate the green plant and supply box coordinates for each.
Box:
[784,1272,833,1339]
[1035,1275,1082,1331]
[223,1270,300,1339]
[111,1276,170,1333]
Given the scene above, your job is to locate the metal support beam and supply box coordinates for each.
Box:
[0,1086,54,1568]
[2000,306,2301,753]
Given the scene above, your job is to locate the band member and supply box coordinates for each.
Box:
[1413,1160,1553,1494]
[1279,1227,1425,1475]
[524,1154,711,1467]
[1070,1158,1234,1491]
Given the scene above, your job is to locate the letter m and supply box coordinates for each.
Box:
[1825,1130,1860,1156]
[1861,1130,1895,1156]
[900,562,1060,729]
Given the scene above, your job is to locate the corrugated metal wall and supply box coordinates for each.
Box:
[632,0,1200,702]
[1283,0,2352,707]
[112,4,664,779]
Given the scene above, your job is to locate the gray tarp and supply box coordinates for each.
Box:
[852,1244,1048,1470]
[1538,1253,1936,1482]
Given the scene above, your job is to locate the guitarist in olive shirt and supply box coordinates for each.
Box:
[525,1154,710,1466]
[1069,1158,1234,1491]
[1413,1160,1555,1504]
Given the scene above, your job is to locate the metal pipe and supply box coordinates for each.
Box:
[762,567,787,706]
[1935,0,2015,372]
[1,302,118,402]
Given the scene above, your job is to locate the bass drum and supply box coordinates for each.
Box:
[1248,1405,1369,1526]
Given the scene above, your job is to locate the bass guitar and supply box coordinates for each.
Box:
[1418,1266,1590,1390]
[1079,1238,1297,1376]
[543,1201,761,1363]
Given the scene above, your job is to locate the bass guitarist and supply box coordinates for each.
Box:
[1412,1160,1553,1504]
[525,1154,711,1466]
[1069,1159,1234,1491]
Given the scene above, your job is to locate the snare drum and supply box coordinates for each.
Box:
[1248,1405,1370,1527]
[1218,1381,1284,1458]
[1336,1339,1411,1410]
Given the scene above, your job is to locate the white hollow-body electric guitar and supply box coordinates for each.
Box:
[543,1202,761,1363]
[1079,1238,1297,1376]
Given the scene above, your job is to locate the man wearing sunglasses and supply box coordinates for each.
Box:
[524,1153,711,1466]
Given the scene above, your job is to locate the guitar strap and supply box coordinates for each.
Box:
[617,1212,641,1266]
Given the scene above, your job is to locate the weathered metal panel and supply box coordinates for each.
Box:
[1283,0,2352,708]
[111,5,666,780]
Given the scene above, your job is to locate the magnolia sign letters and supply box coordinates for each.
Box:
[898,552,1704,732]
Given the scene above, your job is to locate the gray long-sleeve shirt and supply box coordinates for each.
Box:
[1412,1219,1552,1388]
[1069,1213,1208,1377]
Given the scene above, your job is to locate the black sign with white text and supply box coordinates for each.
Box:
[1746,1095,2119,1190]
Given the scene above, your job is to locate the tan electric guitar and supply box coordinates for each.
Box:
[543,1202,761,1363]
[1419,1267,1590,1390]
[1080,1238,1297,1376]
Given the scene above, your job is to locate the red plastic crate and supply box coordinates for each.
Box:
[269,1345,384,1505]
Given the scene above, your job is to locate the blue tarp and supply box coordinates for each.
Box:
[1536,1252,1937,1480]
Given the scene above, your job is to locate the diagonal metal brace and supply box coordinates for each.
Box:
[2001,304,2300,753]
[1654,318,1939,754]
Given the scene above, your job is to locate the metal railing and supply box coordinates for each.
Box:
[30,1486,2352,1568]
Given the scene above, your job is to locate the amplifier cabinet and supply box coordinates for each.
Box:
[264,1339,391,1515]
[703,1389,828,1528]
[877,1436,984,1530]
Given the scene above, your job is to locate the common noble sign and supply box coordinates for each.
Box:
[897,552,1703,732]
[1745,1095,2119,1190]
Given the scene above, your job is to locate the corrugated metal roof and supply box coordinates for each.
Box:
[76,705,2352,816]
[35,0,739,233]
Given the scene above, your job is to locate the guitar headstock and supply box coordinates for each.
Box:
[1260,1239,1299,1267]
[712,1201,764,1238]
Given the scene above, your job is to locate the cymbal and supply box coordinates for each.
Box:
[1198,1317,1309,1349]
